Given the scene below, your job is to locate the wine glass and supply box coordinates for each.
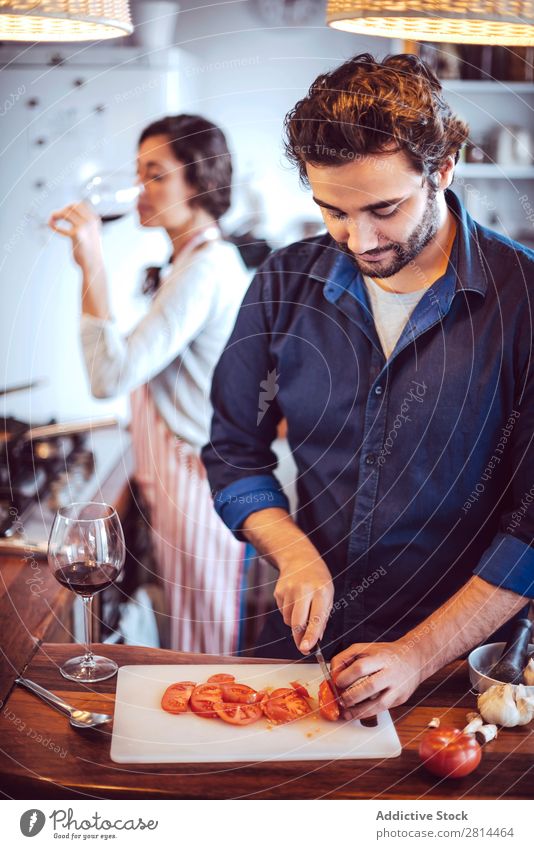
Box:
[83,172,140,223]
[47,502,126,682]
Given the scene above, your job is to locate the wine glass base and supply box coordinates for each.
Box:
[60,655,118,683]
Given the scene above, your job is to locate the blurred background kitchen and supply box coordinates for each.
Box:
[1,0,534,653]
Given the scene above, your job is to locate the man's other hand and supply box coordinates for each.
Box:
[331,639,423,719]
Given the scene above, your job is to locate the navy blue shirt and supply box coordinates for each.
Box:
[202,190,534,659]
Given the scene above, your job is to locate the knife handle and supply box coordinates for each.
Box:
[360,715,378,727]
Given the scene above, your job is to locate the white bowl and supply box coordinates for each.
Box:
[468,641,534,695]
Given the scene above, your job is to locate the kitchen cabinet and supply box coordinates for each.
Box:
[441,79,534,248]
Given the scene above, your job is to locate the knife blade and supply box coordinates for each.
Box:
[314,640,342,704]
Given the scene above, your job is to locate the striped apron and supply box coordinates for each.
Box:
[130,384,245,655]
[129,230,245,655]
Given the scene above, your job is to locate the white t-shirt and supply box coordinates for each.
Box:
[81,234,250,448]
[363,275,429,359]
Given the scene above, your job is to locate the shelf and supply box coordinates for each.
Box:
[0,45,184,70]
[455,164,534,179]
[442,80,534,94]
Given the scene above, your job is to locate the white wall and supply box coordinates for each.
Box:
[0,52,189,423]
[0,1,391,424]
[170,0,392,243]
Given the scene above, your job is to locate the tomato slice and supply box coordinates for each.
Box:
[262,688,312,724]
[213,701,263,726]
[161,681,196,714]
[207,673,236,684]
[290,681,311,699]
[318,680,340,722]
[190,683,224,718]
[220,682,260,704]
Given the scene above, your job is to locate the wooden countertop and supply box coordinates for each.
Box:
[1,643,532,800]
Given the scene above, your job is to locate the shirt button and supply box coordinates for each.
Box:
[365,453,376,466]
[374,385,383,395]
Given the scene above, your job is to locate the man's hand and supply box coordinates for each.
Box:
[241,508,335,655]
[274,559,334,653]
[331,639,423,720]
[49,202,104,274]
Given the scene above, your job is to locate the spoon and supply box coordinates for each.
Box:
[15,676,113,729]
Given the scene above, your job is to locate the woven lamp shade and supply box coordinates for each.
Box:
[0,0,133,40]
[326,1,534,44]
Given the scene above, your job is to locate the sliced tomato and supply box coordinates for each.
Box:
[290,681,311,699]
[260,687,293,717]
[220,682,260,704]
[318,680,340,722]
[161,681,196,714]
[213,701,263,726]
[207,673,235,684]
[262,687,312,724]
[190,683,224,718]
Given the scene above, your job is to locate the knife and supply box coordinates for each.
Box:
[314,640,343,704]
[314,640,378,727]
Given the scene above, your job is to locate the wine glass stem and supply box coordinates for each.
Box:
[81,595,95,668]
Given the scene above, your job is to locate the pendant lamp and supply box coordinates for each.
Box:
[326,1,534,45]
[0,0,133,41]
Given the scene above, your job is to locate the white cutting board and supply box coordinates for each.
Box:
[110,664,402,763]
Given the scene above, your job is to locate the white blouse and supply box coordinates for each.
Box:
[80,233,251,448]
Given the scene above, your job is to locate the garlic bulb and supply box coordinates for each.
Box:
[478,683,534,727]
[523,658,534,686]
[515,685,534,724]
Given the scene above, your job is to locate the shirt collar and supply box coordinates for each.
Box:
[309,188,489,303]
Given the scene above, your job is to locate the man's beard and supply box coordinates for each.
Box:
[337,185,441,279]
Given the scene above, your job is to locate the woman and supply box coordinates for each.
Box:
[49,114,250,654]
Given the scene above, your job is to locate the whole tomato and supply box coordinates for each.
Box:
[419,726,482,779]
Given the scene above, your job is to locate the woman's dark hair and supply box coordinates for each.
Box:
[284,53,470,186]
[139,114,232,219]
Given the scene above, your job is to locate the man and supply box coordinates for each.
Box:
[202,53,534,720]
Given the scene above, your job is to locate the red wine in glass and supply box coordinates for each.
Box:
[54,560,121,595]
[48,502,125,682]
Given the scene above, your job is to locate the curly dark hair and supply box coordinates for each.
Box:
[139,114,232,219]
[284,53,470,187]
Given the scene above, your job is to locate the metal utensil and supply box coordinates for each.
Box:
[0,379,46,396]
[15,677,113,729]
[0,415,119,446]
[314,640,342,703]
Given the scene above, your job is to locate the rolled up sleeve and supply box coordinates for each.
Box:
[214,474,290,541]
[80,315,127,398]
[474,532,534,596]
